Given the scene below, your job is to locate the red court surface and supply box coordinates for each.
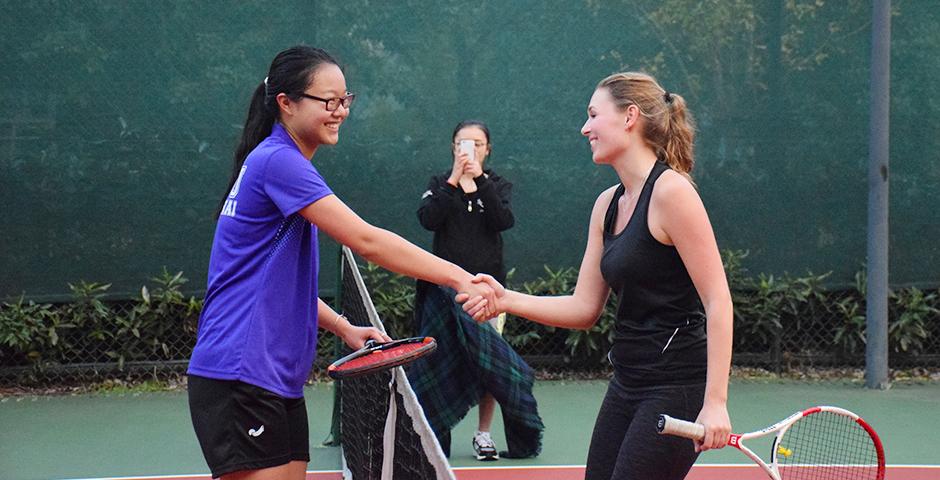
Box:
[453,465,935,480]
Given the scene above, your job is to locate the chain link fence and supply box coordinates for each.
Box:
[2,263,939,391]
[0,293,342,391]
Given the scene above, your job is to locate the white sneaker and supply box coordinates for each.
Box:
[472,431,499,461]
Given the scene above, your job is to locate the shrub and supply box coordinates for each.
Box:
[111,269,201,368]
[832,271,866,358]
[889,287,937,353]
[0,297,65,368]
[0,271,201,376]
[2,255,939,384]
[358,262,416,339]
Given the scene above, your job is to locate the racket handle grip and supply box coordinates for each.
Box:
[657,414,705,440]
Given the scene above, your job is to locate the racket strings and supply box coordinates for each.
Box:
[776,411,881,480]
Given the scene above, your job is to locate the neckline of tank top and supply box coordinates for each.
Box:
[606,162,666,238]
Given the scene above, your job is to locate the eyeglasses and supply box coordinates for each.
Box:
[453,140,488,148]
[299,92,355,111]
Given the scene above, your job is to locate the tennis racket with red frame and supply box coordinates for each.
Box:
[657,405,885,480]
[327,337,437,379]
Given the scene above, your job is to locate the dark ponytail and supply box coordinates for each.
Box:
[215,82,273,216]
[216,46,340,217]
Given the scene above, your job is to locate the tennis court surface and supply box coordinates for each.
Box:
[1,380,938,479]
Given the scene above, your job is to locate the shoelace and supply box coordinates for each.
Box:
[475,433,495,448]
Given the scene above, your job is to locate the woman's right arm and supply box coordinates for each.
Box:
[470,187,615,330]
[300,194,496,309]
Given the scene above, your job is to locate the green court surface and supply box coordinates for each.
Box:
[1,380,938,479]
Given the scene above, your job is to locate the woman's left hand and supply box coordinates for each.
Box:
[693,401,732,452]
[341,325,392,350]
[463,158,483,179]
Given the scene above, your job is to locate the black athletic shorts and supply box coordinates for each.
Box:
[188,375,310,478]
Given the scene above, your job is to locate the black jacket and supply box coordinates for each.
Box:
[417,169,514,284]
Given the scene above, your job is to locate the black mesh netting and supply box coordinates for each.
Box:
[336,247,453,480]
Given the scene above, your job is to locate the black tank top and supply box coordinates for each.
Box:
[600,161,707,386]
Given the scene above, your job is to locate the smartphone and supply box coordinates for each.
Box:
[459,139,476,164]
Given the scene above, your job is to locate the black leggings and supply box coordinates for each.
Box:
[584,377,706,480]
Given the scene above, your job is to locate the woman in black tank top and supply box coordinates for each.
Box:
[461,72,734,480]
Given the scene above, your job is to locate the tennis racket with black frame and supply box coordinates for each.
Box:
[327,336,437,379]
[657,405,885,480]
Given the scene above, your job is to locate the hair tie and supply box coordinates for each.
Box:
[663,91,674,104]
[263,76,270,97]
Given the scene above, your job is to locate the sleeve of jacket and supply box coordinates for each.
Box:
[474,174,515,231]
[417,174,459,231]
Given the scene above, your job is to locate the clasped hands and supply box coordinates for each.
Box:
[454,274,505,321]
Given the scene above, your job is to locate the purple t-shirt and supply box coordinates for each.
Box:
[188,124,333,398]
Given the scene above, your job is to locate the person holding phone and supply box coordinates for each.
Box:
[187,47,497,480]
[461,72,733,480]
[416,120,516,460]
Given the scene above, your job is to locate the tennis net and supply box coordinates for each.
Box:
[335,246,455,480]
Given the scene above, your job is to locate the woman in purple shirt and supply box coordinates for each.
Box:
[187,45,497,480]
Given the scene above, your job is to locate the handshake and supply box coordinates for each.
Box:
[454,274,507,322]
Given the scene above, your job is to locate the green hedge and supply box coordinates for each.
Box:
[1,269,200,373]
[359,250,940,369]
[2,252,939,378]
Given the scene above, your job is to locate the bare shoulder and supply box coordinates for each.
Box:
[648,170,709,244]
[651,169,703,212]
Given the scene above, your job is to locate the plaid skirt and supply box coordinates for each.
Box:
[405,282,543,458]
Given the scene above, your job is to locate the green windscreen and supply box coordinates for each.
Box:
[2,1,938,301]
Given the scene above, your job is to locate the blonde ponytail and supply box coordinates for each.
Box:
[597,72,696,182]
[662,92,695,178]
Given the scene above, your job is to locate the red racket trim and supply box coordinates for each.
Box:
[857,415,887,479]
[327,337,436,379]
[775,406,886,480]
[333,342,427,371]
[659,406,886,480]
